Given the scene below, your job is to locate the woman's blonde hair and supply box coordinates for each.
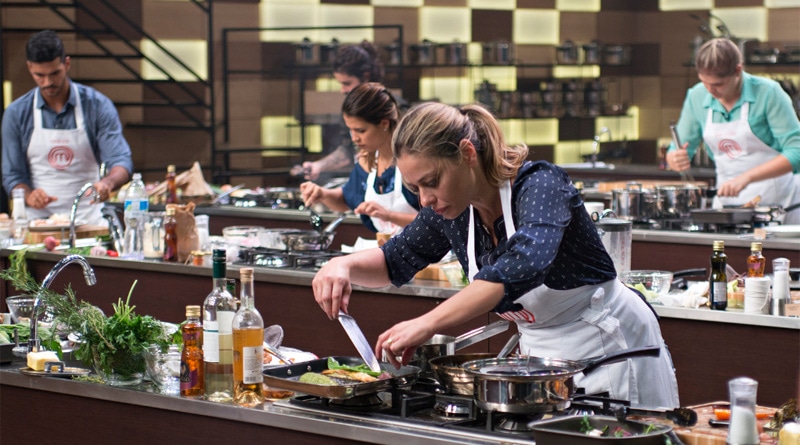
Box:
[391,102,528,186]
[695,38,742,77]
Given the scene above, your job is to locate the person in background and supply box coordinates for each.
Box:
[300,83,418,233]
[291,41,384,182]
[2,30,132,225]
[311,102,680,409]
[666,37,800,224]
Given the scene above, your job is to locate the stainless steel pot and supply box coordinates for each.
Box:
[441,41,468,65]
[604,44,631,65]
[410,320,509,374]
[555,40,578,65]
[462,346,660,414]
[611,184,657,221]
[656,184,707,218]
[429,353,496,395]
[278,230,335,251]
[482,41,512,65]
[410,39,436,65]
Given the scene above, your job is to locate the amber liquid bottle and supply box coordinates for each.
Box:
[709,240,728,310]
[162,205,178,262]
[746,242,766,277]
[180,305,204,398]
[165,164,178,204]
[232,268,264,407]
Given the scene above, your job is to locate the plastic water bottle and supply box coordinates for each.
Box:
[122,173,148,260]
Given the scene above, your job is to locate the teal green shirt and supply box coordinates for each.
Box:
[668,72,800,173]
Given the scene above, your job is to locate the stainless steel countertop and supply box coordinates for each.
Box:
[0,364,533,445]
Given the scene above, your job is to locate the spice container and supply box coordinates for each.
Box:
[747,242,766,277]
[727,377,759,445]
[191,250,209,267]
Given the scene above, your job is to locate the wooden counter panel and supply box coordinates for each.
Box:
[659,316,799,407]
[0,385,371,445]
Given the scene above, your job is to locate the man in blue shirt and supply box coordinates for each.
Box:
[2,30,133,225]
[666,38,800,224]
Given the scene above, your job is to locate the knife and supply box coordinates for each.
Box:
[337,311,381,373]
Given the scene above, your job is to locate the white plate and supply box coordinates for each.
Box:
[29,220,87,232]
[763,225,800,238]
[263,346,317,368]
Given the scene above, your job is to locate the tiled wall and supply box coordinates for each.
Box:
[2,0,799,183]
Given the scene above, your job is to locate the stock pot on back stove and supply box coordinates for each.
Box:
[610,184,657,221]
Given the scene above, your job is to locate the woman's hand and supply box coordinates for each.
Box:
[717,175,749,197]
[375,316,437,369]
[665,143,690,172]
[300,181,324,207]
[312,256,354,320]
[355,201,391,222]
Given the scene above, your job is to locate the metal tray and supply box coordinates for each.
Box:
[529,415,672,444]
[262,356,419,400]
[690,208,753,224]
[19,361,92,378]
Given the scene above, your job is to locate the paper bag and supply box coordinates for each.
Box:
[167,202,200,262]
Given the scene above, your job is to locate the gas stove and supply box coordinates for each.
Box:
[634,218,772,234]
[236,247,343,270]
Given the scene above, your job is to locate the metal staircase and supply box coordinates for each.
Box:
[0,0,215,175]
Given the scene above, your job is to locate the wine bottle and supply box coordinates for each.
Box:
[180,305,204,398]
[203,249,236,402]
[232,268,264,407]
[709,240,728,310]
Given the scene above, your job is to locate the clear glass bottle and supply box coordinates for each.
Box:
[746,242,765,277]
[165,164,178,204]
[122,173,148,260]
[180,305,204,398]
[203,249,236,403]
[709,240,728,310]
[11,188,28,244]
[162,206,178,262]
[232,268,264,407]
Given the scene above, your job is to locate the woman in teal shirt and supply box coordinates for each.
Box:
[666,38,800,224]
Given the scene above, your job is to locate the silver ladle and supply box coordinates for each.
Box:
[309,209,323,233]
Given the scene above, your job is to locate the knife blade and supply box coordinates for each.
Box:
[337,311,381,373]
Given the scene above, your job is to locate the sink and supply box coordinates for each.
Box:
[558,162,615,169]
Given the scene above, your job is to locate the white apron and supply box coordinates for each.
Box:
[363,161,417,234]
[467,180,680,409]
[27,83,103,225]
[705,102,800,224]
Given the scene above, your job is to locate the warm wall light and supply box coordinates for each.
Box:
[319,5,374,42]
[712,8,767,41]
[261,116,322,154]
[765,0,800,7]
[419,76,473,105]
[552,65,601,79]
[419,7,471,43]
[373,0,423,6]
[659,0,713,10]
[501,118,559,146]
[141,40,207,81]
[260,2,320,41]
[553,141,584,164]
[3,81,12,108]
[513,9,560,45]
[469,0,515,9]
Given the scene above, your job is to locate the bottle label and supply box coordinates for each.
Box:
[218,311,234,335]
[242,345,264,384]
[711,282,727,303]
[203,321,220,362]
[180,360,200,389]
[124,199,149,213]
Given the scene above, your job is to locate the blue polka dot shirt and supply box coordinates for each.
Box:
[381,161,616,313]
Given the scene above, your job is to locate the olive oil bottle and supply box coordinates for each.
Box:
[232,268,264,407]
[709,240,728,310]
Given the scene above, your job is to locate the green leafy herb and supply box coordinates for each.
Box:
[327,357,382,377]
[579,415,593,433]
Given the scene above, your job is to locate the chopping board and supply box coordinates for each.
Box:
[597,180,708,193]
[632,402,777,445]
[26,225,108,244]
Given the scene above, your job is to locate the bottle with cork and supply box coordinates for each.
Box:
[746,242,766,277]
[180,305,204,398]
[232,267,264,407]
[165,164,178,204]
[709,240,728,310]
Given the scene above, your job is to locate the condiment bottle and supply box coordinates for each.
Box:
[162,206,178,262]
[709,240,728,310]
[203,249,236,403]
[746,242,765,277]
[180,305,204,398]
[232,268,264,407]
[165,164,178,204]
[727,377,759,445]
[772,258,791,316]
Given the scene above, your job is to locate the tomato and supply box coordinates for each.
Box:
[106,250,119,257]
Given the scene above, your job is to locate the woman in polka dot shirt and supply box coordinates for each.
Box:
[312,102,680,409]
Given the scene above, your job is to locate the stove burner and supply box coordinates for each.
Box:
[494,413,540,433]
[330,393,385,409]
[434,394,475,417]
[236,247,343,270]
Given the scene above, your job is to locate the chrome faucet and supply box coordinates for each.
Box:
[101,205,125,254]
[590,127,613,167]
[29,254,96,352]
[69,183,99,248]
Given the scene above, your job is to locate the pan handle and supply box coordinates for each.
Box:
[453,320,509,351]
[581,345,661,375]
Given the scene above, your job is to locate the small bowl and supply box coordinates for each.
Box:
[619,270,673,300]
[222,225,263,248]
[5,295,35,324]
[143,344,181,394]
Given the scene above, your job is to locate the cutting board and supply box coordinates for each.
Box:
[597,180,709,193]
[26,225,109,244]
[632,402,777,445]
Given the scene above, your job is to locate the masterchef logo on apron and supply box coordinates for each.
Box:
[718,138,742,159]
[48,146,74,170]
